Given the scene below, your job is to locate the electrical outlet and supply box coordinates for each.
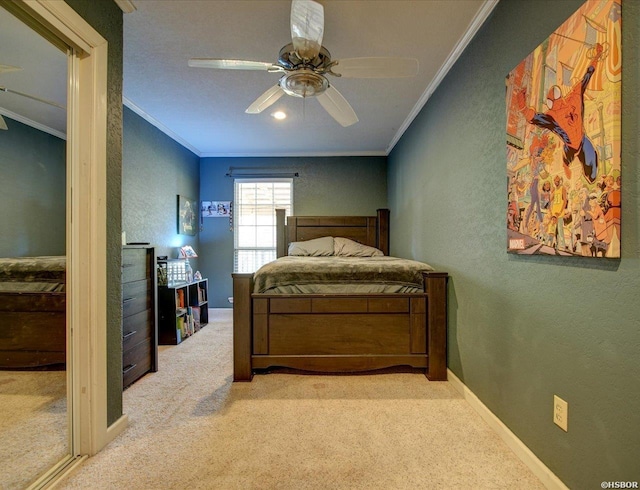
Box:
[554,395,568,431]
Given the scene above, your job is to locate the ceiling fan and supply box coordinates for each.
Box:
[188,0,418,127]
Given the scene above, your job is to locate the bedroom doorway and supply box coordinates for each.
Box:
[1,1,109,487]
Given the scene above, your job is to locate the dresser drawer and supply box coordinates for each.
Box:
[121,246,156,389]
[122,340,151,370]
[123,339,152,388]
[123,279,152,317]
[122,248,151,283]
[123,308,153,351]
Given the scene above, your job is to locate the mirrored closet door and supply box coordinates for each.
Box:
[0,5,72,488]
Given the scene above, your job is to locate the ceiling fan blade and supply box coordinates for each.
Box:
[0,86,65,109]
[316,85,358,127]
[331,57,419,78]
[290,0,324,60]
[188,58,279,71]
[0,115,7,131]
[0,64,23,75]
[245,85,285,114]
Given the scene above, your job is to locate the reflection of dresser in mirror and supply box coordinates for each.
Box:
[122,246,158,388]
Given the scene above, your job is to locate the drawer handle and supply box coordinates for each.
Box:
[123,297,136,303]
[123,330,137,340]
[123,363,137,374]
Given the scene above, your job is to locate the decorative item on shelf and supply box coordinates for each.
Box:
[194,270,202,281]
[178,245,197,283]
[161,258,187,286]
[179,245,198,258]
[185,260,193,283]
[157,262,168,286]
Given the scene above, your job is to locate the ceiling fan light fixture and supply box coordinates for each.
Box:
[187,0,419,127]
[271,111,287,120]
[280,69,328,98]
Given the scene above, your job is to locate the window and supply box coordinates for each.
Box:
[234,179,293,272]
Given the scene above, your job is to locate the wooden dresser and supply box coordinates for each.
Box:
[122,246,158,388]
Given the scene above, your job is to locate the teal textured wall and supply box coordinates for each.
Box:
[199,156,387,307]
[388,0,639,487]
[123,107,200,266]
[65,0,124,425]
[0,118,65,257]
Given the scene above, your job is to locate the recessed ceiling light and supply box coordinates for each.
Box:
[271,111,286,120]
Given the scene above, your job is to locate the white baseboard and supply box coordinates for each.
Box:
[104,414,129,448]
[447,369,568,490]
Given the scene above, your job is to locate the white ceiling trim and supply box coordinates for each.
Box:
[123,96,202,157]
[0,107,66,140]
[385,0,499,154]
[198,150,387,158]
[114,0,136,14]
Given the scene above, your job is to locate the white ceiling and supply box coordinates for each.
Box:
[0,7,67,138]
[0,1,498,156]
[123,0,497,157]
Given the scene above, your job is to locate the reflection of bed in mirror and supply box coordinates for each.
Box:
[0,256,66,369]
[233,209,448,382]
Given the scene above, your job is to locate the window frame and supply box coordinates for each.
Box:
[233,178,293,273]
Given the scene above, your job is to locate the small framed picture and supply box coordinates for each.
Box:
[201,201,231,218]
[177,195,197,236]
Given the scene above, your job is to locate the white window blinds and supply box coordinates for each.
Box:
[233,178,293,273]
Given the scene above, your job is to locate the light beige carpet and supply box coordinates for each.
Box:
[0,370,67,490]
[59,309,544,490]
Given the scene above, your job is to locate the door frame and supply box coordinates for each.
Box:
[1,0,116,485]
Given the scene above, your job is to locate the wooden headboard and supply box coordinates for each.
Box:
[275,209,390,257]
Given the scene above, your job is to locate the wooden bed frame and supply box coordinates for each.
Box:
[0,291,65,369]
[232,209,448,382]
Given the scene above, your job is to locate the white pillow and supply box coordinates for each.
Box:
[288,236,335,256]
[334,237,384,257]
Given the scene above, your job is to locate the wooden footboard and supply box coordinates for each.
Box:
[232,271,447,382]
[0,292,66,369]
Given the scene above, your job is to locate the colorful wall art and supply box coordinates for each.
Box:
[506,0,621,257]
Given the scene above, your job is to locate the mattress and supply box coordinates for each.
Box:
[0,256,66,292]
[253,255,434,294]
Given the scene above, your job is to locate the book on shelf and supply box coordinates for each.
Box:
[186,307,193,336]
[177,316,185,341]
[192,306,200,331]
[177,289,185,308]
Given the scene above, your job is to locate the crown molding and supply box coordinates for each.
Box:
[123,96,202,156]
[114,0,136,14]
[198,150,387,158]
[0,107,66,140]
[386,0,499,154]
